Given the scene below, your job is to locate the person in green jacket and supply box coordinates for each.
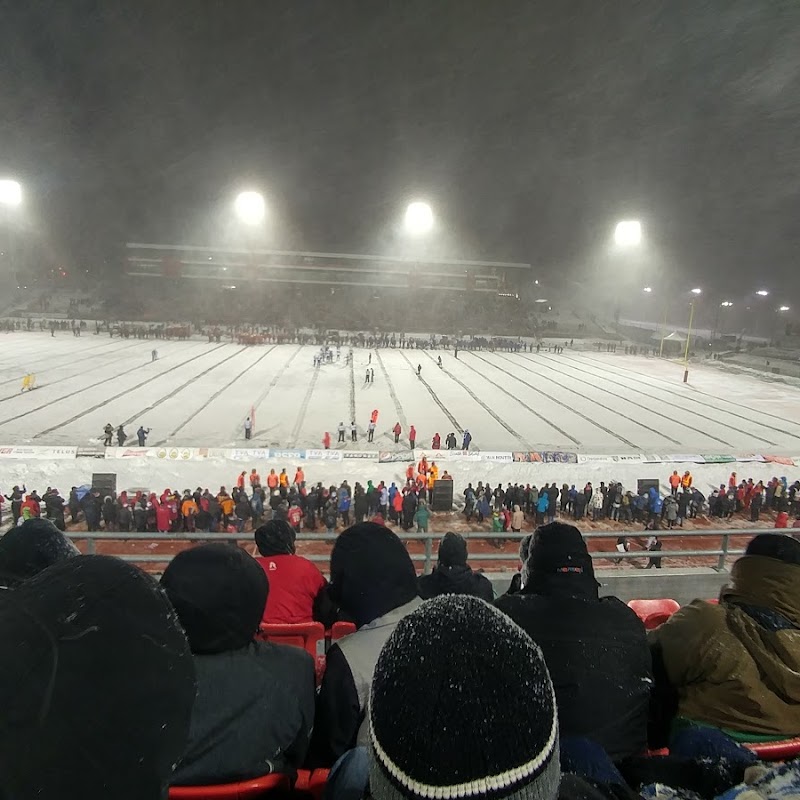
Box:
[413,500,430,533]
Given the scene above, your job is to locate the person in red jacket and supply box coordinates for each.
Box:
[323,431,331,450]
[155,500,171,533]
[254,520,334,625]
[409,425,417,451]
[20,495,40,519]
[371,409,379,424]
[431,433,441,449]
[392,422,401,444]
[405,463,415,483]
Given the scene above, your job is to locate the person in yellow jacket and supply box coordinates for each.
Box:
[279,469,289,488]
[681,471,693,489]
[430,462,439,482]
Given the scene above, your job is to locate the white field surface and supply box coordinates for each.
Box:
[0,331,798,495]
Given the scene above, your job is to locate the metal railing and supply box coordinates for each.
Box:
[67,527,764,574]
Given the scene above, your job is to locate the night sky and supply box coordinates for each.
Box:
[1,1,799,300]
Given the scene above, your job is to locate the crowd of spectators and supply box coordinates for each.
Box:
[4,469,798,539]
[0,512,797,799]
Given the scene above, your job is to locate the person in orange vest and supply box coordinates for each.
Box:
[728,472,737,489]
[427,472,435,491]
[293,466,305,485]
[236,471,246,490]
[218,493,234,527]
[392,422,402,444]
[279,469,289,488]
[405,463,415,483]
[249,468,260,490]
[681,471,693,489]
[266,469,279,490]
[323,431,331,450]
[371,408,379,424]
[181,492,198,532]
[418,455,428,475]
[668,471,681,496]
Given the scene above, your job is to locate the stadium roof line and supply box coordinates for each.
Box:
[125,242,532,270]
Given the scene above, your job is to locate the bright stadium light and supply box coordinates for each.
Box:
[404,201,434,235]
[613,219,641,247]
[643,286,653,293]
[691,287,702,295]
[0,180,22,206]
[779,305,790,312]
[234,191,266,225]
[720,300,733,307]
[756,289,769,297]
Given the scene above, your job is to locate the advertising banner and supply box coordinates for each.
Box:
[761,455,795,466]
[701,454,737,464]
[379,451,415,463]
[343,451,378,460]
[577,454,645,465]
[306,449,344,461]
[512,451,578,464]
[0,445,77,460]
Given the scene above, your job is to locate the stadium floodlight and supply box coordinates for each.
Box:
[690,287,702,295]
[613,219,641,247]
[720,300,733,307]
[404,201,434,235]
[643,286,653,293]
[756,289,769,297]
[0,179,22,206]
[779,305,790,312]
[234,191,266,225]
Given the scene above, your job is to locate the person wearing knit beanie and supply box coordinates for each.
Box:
[496,523,651,762]
[308,522,422,767]
[418,532,494,602]
[649,531,800,740]
[368,595,560,800]
[162,543,316,785]
[0,517,79,587]
[0,555,196,800]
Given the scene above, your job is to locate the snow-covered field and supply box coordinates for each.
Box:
[0,330,799,496]
[1,331,799,454]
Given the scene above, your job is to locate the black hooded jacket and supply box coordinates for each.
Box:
[418,533,494,602]
[161,544,315,785]
[0,555,196,800]
[418,564,494,602]
[495,523,652,762]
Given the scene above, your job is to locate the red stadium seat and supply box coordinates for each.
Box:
[329,621,356,642]
[169,772,289,799]
[258,622,326,683]
[627,599,680,630]
[292,769,329,800]
[744,738,800,761]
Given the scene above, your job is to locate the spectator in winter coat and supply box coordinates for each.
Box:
[162,544,315,785]
[0,555,196,800]
[418,532,494,602]
[495,523,652,761]
[392,422,401,444]
[536,491,549,525]
[649,533,800,742]
[308,523,421,766]
[413,499,430,532]
[358,595,567,800]
[511,504,525,532]
[0,518,79,587]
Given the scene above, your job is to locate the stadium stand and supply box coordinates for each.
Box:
[627,598,681,629]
